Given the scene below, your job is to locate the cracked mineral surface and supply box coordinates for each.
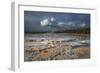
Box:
[24,33,90,61]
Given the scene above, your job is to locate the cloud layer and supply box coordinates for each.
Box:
[24,11,90,32]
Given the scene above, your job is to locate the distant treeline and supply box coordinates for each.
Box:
[25,27,90,34]
[55,27,90,34]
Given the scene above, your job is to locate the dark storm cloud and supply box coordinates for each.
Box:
[24,11,90,32]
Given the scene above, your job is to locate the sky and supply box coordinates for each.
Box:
[24,11,90,32]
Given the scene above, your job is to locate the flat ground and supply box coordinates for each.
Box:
[24,33,90,61]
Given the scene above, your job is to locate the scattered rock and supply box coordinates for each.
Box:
[24,39,90,61]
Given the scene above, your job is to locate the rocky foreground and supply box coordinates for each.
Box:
[24,39,90,61]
